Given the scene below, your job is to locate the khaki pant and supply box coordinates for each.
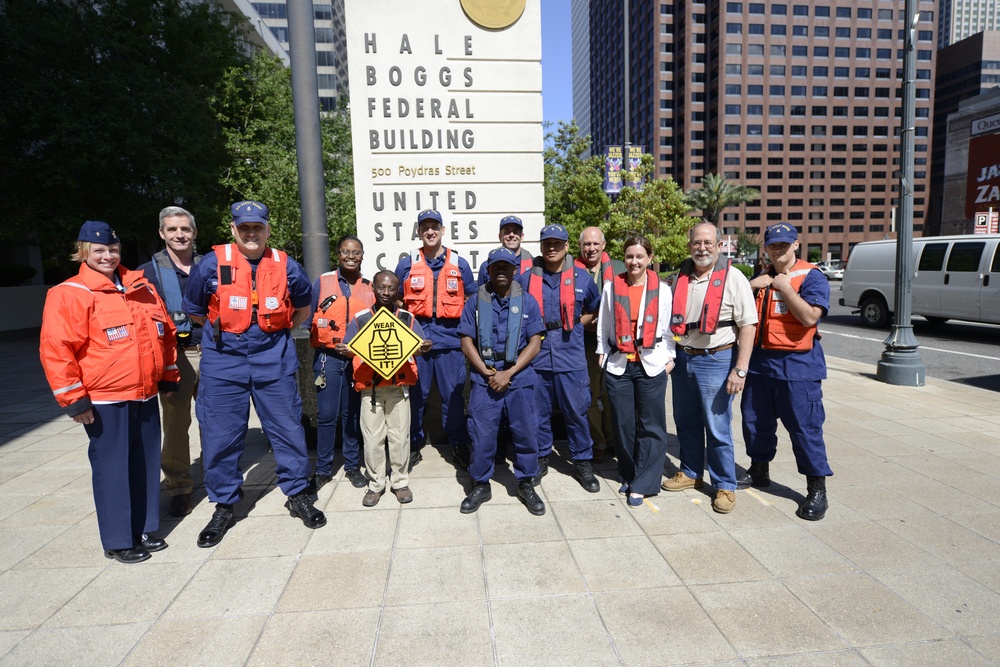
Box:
[359,386,410,493]
[585,338,613,452]
[160,346,200,496]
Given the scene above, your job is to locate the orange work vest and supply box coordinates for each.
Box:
[403,248,465,319]
[208,244,292,333]
[754,259,819,351]
[310,271,375,348]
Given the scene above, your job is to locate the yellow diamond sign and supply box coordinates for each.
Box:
[347,308,423,381]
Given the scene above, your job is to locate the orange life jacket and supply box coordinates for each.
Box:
[528,256,577,331]
[40,264,179,408]
[670,256,735,337]
[310,271,375,348]
[208,244,293,333]
[352,308,419,390]
[403,248,465,319]
[754,259,819,351]
[611,271,660,354]
[575,252,616,283]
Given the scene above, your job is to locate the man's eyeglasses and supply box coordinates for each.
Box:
[689,241,718,248]
[339,250,363,258]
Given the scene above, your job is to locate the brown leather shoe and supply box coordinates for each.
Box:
[661,471,704,492]
[392,486,413,504]
[168,493,192,517]
[362,489,384,507]
[712,490,736,514]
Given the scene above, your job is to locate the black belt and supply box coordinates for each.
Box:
[681,342,735,356]
[181,344,202,352]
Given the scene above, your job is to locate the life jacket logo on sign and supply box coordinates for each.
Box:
[411,276,425,289]
[105,326,129,342]
[229,296,248,310]
[264,296,279,310]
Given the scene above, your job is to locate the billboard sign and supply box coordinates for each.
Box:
[966,133,1000,219]
[345,0,543,272]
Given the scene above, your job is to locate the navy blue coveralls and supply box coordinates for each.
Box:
[182,251,314,505]
[741,267,834,477]
[516,266,601,461]
[394,250,477,452]
[458,286,545,482]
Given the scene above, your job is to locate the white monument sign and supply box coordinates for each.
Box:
[345,0,544,272]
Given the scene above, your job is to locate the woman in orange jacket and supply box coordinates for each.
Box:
[40,221,180,564]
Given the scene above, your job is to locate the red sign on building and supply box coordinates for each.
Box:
[966,133,1000,219]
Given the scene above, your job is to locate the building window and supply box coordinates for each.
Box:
[815,26,830,37]
[771,45,786,56]
[793,4,809,16]
[793,25,808,36]
[726,2,743,12]
[792,45,808,56]
[771,24,786,36]
[749,23,765,34]
[836,7,851,18]
[727,43,743,54]
[836,27,851,38]
[726,23,743,34]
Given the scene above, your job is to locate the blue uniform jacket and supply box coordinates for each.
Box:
[182,250,312,383]
[394,248,476,350]
[516,266,600,373]
[748,267,830,381]
[458,286,545,389]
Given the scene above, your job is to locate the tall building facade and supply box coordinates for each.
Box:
[929,30,1000,233]
[572,0,592,154]
[579,0,937,261]
[247,1,349,110]
[940,0,1000,48]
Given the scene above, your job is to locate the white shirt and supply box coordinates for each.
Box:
[596,278,676,377]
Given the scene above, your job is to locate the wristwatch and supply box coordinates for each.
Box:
[734,368,748,378]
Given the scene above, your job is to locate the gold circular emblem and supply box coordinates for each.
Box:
[460,0,526,30]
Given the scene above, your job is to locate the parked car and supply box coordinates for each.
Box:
[839,234,1000,327]
[817,260,846,280]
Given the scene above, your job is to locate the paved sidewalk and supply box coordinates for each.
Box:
[0,338,999,666]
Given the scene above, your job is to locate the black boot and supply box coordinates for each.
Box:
[796,476,828,521]
[517,480,546,516]
[531,456,549,487]
[573,460,600,493]
[197,503,235,548]
[460,483,492,513]
[736,461,771,489]
[286,492,328,529]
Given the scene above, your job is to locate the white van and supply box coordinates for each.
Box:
[840,234,1000,327]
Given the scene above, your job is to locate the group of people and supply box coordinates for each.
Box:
[39,202,833,565]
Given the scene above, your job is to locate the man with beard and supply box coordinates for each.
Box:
[661,222,757,514]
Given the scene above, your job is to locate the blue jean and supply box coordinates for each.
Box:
[671,348,738,491]
[313,351,362,475]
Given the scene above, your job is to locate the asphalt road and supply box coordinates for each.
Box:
[820,280,1000,393]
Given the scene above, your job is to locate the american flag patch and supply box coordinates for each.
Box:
[155,321,164,336]
[105,326,129,342]
[229,296,248,310]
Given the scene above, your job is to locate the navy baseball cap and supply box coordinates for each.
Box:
[231,201,269,226]
[487,248,518,267]
[764,223,798,246]
[499,215,523,230]
[78,221,119,244]
[539,224,569,241]
[417,209,443,225]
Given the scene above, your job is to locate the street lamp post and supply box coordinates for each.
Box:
[876,0,926,386]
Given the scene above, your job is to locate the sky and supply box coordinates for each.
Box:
[540,0,574,127]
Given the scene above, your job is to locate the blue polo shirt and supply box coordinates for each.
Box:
[394,248,476,350]
[182,249,313,383]
[458,286,545,389]
[748,267,830,381]
[516,266,601,373]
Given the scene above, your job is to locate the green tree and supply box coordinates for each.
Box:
[0,0,249,263]
[215,52,355,264]
[543,121,610,246]
[683,173,760,224]
[736,229,761,261]
[808,247,822,263]
[607,155,694,268]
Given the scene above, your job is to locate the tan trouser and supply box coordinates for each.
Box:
[359,386,410,493]
[160,346,200,495]
[585,342,613,451]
